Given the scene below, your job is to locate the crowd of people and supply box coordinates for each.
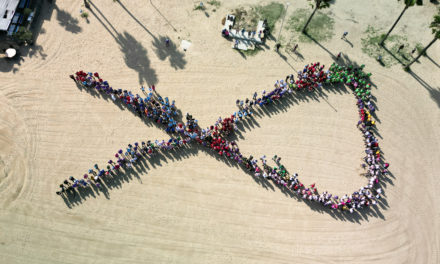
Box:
[295,62,327,91]
[59,63,389,213]
[73,71,180,133]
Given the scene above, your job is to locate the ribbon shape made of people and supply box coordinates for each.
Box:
[58,62,390,214]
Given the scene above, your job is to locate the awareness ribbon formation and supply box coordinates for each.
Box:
[59,62,390,213]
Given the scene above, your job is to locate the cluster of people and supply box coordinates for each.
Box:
[73,71,180,133]
[295,62,327,91]
[224,63,388,212]
[59,63,389,213]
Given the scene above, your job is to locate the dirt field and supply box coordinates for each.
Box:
[0,0,439,263]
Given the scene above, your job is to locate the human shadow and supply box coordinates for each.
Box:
[343,38,354,48]
[235,49,247,60]
[276,50,297,71]
[117,31,158,85]
[54,5,82,34]
[231,84,351,136]
[152,35,187,70]
[294,50,305,61]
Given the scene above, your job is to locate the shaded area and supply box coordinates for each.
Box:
[54,5,82,34]
[152,35,186,70]
[117,32,158,85]
[87,0,158,85]
[104,1,186,70]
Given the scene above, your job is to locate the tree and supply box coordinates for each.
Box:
[405,9,440,69]
[380,0,417,46]
[302,0,332,33]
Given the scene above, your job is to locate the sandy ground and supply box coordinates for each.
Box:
[0,0,439,263]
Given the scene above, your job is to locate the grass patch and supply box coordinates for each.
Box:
[207,0,221,8]
[194,3,206,11]
[241,46,264,56]
[286,8,334,43]
[228,3,284,56]
[361,25,416,68]
[254,2,284,34]
[232,2,284,34]
[415,42,426,56]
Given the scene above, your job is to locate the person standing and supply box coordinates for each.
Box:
[292,43,298,53]
[341,31,348,39]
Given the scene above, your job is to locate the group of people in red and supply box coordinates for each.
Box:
[295,62,327,91]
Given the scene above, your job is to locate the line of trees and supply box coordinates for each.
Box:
[406,9,440,69]
[380,0,418,46]
[302,0,332,33]
[299,0,438,69]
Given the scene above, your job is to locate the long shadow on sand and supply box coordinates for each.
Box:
[62,64,391,223]
[113,0,187,69]
[54,4,82,34]
[87,0,158,85]
[407,69,440,109]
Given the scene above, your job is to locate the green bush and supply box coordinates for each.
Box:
[415,43,426,56]
[207,0,221,7]
[81,12,89,18]
[23,8,32,16]
[13,26,33,44]
[194,3,206,11]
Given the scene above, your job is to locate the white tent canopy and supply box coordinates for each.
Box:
[5,48,16,58]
